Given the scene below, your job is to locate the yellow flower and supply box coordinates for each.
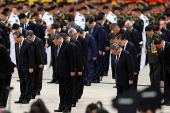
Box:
[86,31,89,33]
[44,36,49,39]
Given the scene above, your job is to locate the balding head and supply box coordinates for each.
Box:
[47,25,54,35]
[160,21,166,28]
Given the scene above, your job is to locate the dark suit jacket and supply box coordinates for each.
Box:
[118,28,131,42]
[70,37,86,67]
[161,27,170,42]
[0,44,14,79]
[55,40,75,79]
[157,41,170,76]
[166,22,170,31]
[103,23,111,34]
[0,28,9,49]
[133,23,143,42]
[66,23,79,32]
[77,35,88,61]
[126,29,140,54]
[21,28,27,38]
[69,42,83,72]
[34,37,45,65]
[84,33,97,61]
[36,23,45,44]
[15,39,34,73]
[89,24,105,52]
[0,36,5,46]
[125,42,138,73]
[20,20,40,38]
[111,49,134,86]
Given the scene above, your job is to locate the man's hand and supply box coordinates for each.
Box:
[145,50,148,54]
[106,46,110,51]
[98,51,102,55]
[129,80,133,85]
[7,49,10,52]
[70,72,75,76]
[134,72,138,75]
[78,72,82,76]
[17,68,18,71]
[38,64,44,68]
[102,52,105,56]
[114,79,116,82]
[93,57,97,60]
[29,68,33,73]
[11,72,14,75]
[44,44,49,48]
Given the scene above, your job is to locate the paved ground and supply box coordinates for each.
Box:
[1,65,170,113]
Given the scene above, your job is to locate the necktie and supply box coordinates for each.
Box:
[24,24,26,29]
[91,28,93,34]
[57,45,60,57]
[161,48,164,55]
[115,55,119,67]
[69,25,71,28]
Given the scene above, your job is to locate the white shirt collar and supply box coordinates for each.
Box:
[167,20,170,23]
[25,12,29,16]
[83,32,86,38]
[25,19,29,27]
[76,35,79,40]
[33,36,36,42]
[92,22,96,29]
[59,38,63,47]
[59,28,61,32]
[124,41,128,50]
[19,38,24,48]
[163,41,165,50]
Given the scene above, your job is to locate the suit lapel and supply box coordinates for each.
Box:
[116,50,124,68]
[19,40,26,56]
[92,25,97,35]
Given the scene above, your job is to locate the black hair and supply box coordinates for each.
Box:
[18,13,26,20]
[82,7,87,10]
[1,11,7,16]
[116,34,126,40]
[52,22,60,29]
[32,12,39,17]
[76,27,84,34]
[108,33,117,40]
[13,31,22,38]
[30,4,36,8]
[86,17,94,24]
[24,4,29,7]
[17,6,23,10]
[145,25,153,31]
[96,14,103,21]
[37,6,44,12]
[98,12,105,16]
[61,33,68,40]
[103,6,109,9]
[3,8,10,12]
[132,8,141,12]
[153,21,160,26]
[69,8,75,13]
[154,38,162,45]
[67,15,74,21]
[12,23,20,30]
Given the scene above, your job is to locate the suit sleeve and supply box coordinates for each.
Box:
[28,43,34,68]
[90,35,97,58]
[15,43,18,68]
[34,43,42,65]
[67,44,76,72]
[39,25,46,45]
[133,31,140,54]
[1,45,14,73]
[0,30,10,49]
[33,23,40,38]
[111,54,115,79]
[38,39,45,65]
[130,45,138,73]
[75,45,83,72]
[126,53,134,80]
[98,27,106,52]
[82,39,88,61]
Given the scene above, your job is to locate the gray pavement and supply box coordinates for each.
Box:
[2,65,170,113]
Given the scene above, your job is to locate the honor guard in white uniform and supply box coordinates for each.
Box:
[103,6,117,24]
[74,12,86,30]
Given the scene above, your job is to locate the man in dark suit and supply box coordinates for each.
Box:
[77,28,97,86]
[111,44,134,95]
[13,31,34,104]
[116,34,138,91]
[86,17,106,83]
[0,44,14,108]
[53,22,67,34]
[110,23,132,42]
[19,13,40,38]
[154,38,170,106]
[61,33,83,107]
[26,30,44,96]
[51,33,75,113]
[0,28,9,50]
[66,14,79,32]
[12,23,27,38]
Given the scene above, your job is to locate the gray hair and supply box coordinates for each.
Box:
[110,43,120,51]
[125,21,132,27]
[51,33,61,40]
[110,23,119,29]
[26,30,34,37]
[68,28,77,35]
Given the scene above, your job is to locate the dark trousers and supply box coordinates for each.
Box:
[37,68,43,93]
[117,84,131,96]
[164,75,170,101]
[131,74,138,91]
[78,68,85,99]
[31,67,39,97]
[0,76,11,107]
[52,56,57,82]
[58,76,74,110]
[85,60,94,83]
[104,50,110,76]
[93,54,103,80]
[73,75,80,104]
[19,71,33,101]
[149,62,161,86]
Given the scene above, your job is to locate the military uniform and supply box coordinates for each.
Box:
[105,11,117,24]
[146,33,161,85]
[38,19,47,30]
[152,11,163,21]
[134,17,144,31]
[74,12,85,30]
[25,12,33,19]
[117,14,125,28]
[147,15,155,26]
[54,12,67,26]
